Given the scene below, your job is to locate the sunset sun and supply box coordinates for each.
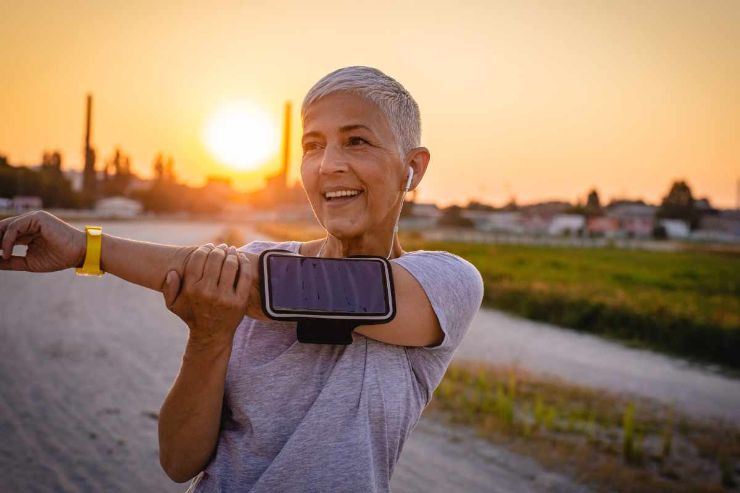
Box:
[203,102,278,171]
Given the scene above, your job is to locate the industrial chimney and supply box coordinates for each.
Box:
[82,93,97,197]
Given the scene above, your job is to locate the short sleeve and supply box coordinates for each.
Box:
[237,240,297,255]
[393,251,484,402]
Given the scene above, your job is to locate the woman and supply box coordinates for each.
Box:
[0,66,484,492]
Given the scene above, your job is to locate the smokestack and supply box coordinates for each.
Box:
[281,101,291,190]
[82,93,97,196]
[85,94,92,150]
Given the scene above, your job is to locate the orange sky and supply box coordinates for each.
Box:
[1,0,738,208]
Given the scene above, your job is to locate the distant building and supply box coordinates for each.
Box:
[95,196,142,218]
[587,216,621,237]
[400,202,440,229]
[659,219,690,239]
[485,211,524,233]
[606,202,656,238]
[548,214,585,236]
[694,197,716,213]
[694,213,740,241]
[461,209,499,230]
[519,201,572,215]
[519,213,553,235]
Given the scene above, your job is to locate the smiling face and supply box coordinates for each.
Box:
[301,92,408,241]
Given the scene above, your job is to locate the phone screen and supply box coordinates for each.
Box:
[267,255,390,316]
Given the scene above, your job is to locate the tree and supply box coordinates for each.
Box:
[656,180,700,230]
[101,147,133,197]
[41,151,62,171]
[153,153,165,182]
[584,189,603,217]
[438,205,475,228]
[466,200,495,211]
[501,196,518,211]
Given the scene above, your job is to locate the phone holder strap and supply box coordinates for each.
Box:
[296,319,358,345]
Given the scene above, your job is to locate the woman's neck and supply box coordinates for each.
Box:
[302,233,405,259]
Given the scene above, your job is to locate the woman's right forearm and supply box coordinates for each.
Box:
[97,234,197,292]
[158,338,232,483]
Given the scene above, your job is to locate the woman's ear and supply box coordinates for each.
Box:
[405,147,430,191]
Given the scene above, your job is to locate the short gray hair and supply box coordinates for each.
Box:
[301,66,421,155]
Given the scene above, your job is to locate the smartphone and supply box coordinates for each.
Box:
[259,249,396,323]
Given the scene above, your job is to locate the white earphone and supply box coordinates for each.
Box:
[404,167,414,191]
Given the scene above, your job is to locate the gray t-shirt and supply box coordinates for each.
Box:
[191,240,484,492]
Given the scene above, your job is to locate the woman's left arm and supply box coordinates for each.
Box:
[354,263,444,347]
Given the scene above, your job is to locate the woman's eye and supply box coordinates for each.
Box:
[303,142,321,153]
[347,136,368,146]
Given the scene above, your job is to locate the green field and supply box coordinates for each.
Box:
[256,223,740,369]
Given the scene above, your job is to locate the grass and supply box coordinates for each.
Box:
[429,361,740,492]
[255,221,740,369]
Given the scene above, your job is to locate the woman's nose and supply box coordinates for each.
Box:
[319,143,349,176]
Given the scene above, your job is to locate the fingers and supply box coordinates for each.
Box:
[218,246,239,292]
[201,245,227,290]
[162,270,182,309]
[184,243,214,284]
[1,212,39,260]
[0,256,29,271]
[1,215,25,260]
[235,252,252,300]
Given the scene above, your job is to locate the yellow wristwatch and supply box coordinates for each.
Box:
[75,225,105,276]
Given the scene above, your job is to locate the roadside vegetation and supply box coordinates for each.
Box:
[429,361,739,492]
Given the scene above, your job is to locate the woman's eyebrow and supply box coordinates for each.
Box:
[301,131,322,143]
[339,124,374,134]
[302,124,376,143]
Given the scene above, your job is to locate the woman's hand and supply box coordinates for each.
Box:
[158,243,250,482]
[162,244,252,348]
[0,210,85,272]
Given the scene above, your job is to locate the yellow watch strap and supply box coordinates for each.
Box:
[75,225,104,276]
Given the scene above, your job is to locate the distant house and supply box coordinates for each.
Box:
[694,213,740,241]
[460,209,497,230]
[12,196,43,213]
[485,211,524,233]
[520,213,553,235]
[95,196,143,218]
[400,202,440,230]
[659,219,690,239]
[621,217,653,238]
[548,214,585,236]
[606,202,656,238]
[587,216,620,237]
[412,203,442,219]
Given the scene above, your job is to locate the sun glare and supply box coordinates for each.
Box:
[203,102,278,171]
